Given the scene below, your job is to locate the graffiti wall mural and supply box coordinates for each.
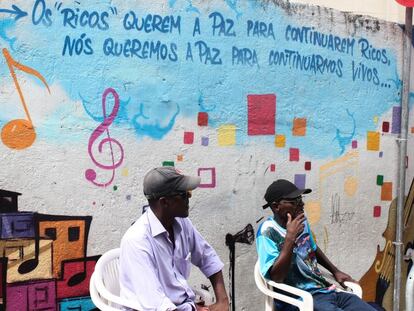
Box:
[0,0,412,309]
[0,190,98,310]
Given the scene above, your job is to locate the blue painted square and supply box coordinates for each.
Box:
[59,296,96,310]
[294,174,306,190]
[1,212,35,239]
[201,136,209,146]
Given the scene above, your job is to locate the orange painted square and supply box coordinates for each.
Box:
[411,127,414,134]
[381,182,393,201]
[367,131,380,151]
[177,154,183,162]
[292,118,307,136]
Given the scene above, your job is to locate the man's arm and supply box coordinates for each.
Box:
[315,247,356,287]
[206,271,229,311]
[185,220,228,310]
[268,213,305,282]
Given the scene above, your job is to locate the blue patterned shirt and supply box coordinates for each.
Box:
[256,216,333,294]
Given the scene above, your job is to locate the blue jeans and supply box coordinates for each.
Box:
[276,291,377,311]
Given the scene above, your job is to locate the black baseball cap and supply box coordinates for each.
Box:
[143,167,201,200]
[262,179,311,209]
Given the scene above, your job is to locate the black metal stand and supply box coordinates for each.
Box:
[225,224,255,311]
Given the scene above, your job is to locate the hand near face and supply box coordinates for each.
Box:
[286,212,305,240]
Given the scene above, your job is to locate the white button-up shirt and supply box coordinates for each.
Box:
[120,208,224,311]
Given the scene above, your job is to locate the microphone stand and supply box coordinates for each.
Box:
[225,224,254,311]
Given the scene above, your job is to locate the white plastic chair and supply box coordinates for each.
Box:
[90,248,216,310]
[407,264,414,311]
[254,261,362,311]
[90,248,142,310]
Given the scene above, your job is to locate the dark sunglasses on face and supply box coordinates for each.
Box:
[167,191,192,199]
[281,196,303,205]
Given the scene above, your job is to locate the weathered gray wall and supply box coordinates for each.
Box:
[0,0,412,309]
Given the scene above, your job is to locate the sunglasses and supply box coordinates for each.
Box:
[280,196,303,205]
[167,191,192,199]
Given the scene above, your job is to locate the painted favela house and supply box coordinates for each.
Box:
[0,190,98,310]
[0,0,413,310]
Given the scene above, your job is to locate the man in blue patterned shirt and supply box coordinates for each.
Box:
[256,179,375,311]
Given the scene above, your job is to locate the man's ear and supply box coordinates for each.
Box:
[270,202,279,213]
[158,197,169,208]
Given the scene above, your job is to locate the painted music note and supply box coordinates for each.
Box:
[1,48,50,150]
[85,88,124,187]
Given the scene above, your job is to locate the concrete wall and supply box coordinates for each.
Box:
[0,0,412,310]
[292,0,407,23]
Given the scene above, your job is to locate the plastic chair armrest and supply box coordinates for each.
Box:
[320,268,363,298]
[89,274,121,311]
[343,281,362,298]
[92,271,143,310]
[266,279,313,310]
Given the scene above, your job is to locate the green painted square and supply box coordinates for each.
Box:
[376,175,384,185]
[162,161,175,167]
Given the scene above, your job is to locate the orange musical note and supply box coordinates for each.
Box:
[1,48,50,150]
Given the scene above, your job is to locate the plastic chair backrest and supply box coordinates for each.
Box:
[91,248,142,310]
[102,253,120,296]
[407,264,414,311]
[254,261,276,311]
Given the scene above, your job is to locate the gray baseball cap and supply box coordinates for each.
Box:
[143,167,201,200]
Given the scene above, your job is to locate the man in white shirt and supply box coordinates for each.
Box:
[120,167,229,311]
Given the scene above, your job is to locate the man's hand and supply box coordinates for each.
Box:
[207,298,229,311]
[285,212,305,241]
[333,270,357,288]
[195,304,210,311]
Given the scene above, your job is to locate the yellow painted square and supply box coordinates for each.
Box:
[218,124,236,146]
[304,201,321,225]
[275,134,286,147]
[373,116,378,124]
[292,118,307,136]
[121,168,129,177]
[367,131,380,151]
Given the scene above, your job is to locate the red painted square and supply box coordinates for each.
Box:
[352,140,358,149]
[270,164,275,172]
[289,148,299,161]
[382,121,390,133]
[304,161,311,170]
[57,257,98,299]
[373,206,381,217]
[247,94,276,135]
[184,132,194,144]
[198,112,208,126]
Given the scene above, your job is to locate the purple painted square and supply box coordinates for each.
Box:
[201,136,209,146]
[294,174,306,190]
[392,106,401,134]
[197,168,216,188]
[7,280,56,311]
[352,140,358,149]
[379,151,383,158]
[1,212,35,239]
